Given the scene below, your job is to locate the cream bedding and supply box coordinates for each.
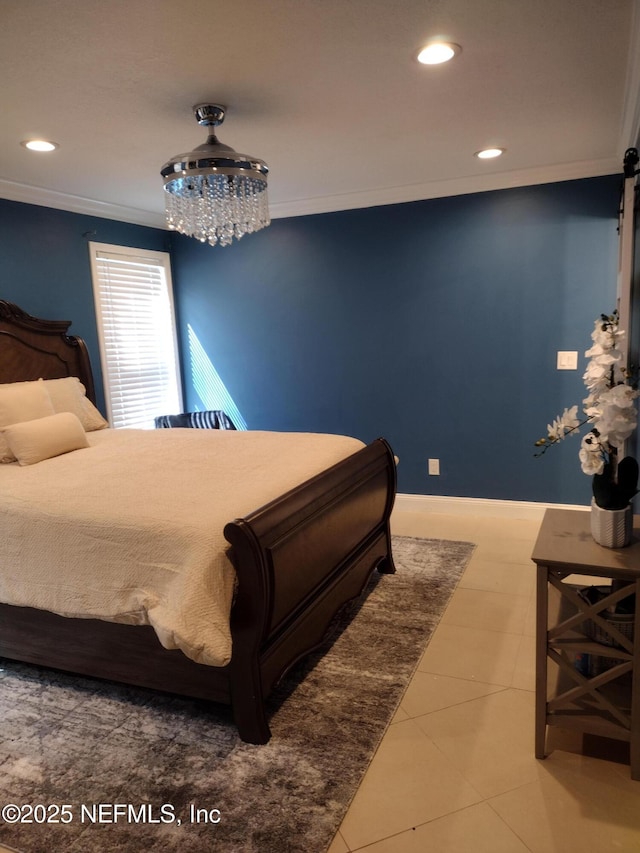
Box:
[0,428,365,667]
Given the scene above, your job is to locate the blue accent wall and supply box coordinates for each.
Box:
[0,178,623,506]
[0,198,170,414]
[171,176,622,505]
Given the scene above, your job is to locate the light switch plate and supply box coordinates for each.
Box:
[557,351,578,370]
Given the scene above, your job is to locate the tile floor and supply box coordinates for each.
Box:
[327,508,640,853]
[1,508,639,853]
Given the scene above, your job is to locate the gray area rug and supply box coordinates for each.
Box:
[0,535,475,853]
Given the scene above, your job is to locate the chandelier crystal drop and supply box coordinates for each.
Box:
[161,104,270,247]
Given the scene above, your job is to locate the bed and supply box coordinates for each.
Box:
[0,300,396,743]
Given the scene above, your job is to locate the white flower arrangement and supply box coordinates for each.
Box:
[535,311,639,509]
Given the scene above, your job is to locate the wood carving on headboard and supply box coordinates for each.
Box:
[0,300,96,403]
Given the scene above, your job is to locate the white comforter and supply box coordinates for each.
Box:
[0,428,365,667]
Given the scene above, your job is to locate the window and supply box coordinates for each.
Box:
[89,242,182,428]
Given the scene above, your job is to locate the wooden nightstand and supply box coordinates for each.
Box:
[531,507,640,780]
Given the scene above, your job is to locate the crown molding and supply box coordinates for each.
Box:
[0,178,167,229]
[268,158,621,220]
[0,157,621,230]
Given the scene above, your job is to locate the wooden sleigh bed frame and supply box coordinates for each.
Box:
[0,300,396,743]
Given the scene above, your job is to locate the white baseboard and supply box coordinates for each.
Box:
[393,493,589,521]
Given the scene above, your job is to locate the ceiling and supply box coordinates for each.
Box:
[1,0,639,230]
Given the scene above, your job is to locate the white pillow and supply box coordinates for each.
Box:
[2,412,89,466]
[0,379,55,463]
[43,377,108,432]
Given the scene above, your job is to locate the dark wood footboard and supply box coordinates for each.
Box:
[224,436,396,742]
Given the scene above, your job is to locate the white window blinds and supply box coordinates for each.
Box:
[89,243,182,429]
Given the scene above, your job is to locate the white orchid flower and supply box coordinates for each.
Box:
[537,310,637,486]
[546,405,580,441]
[579,433,606,475]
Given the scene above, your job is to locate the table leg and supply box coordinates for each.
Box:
[535,564,549,759]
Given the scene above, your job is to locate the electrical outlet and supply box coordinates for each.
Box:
[428,458,440,476]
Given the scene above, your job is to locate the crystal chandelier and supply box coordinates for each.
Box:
[161,104,269,247]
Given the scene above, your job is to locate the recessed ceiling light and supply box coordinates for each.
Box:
[475,147,505,160]
[416,42,461,65]
[21,139,59,152]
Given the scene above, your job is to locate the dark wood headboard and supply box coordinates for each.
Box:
[0,301,97,404]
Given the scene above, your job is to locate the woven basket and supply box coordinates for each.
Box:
[579,585,634,646]
[585,610,634,646]
[577,584,635,677]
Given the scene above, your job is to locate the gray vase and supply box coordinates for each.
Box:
[590,498,633,548]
